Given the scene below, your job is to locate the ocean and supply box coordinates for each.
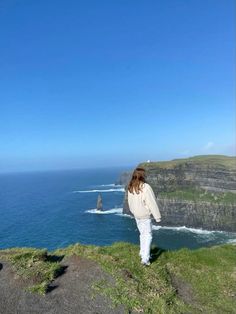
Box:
[0,167,235,251]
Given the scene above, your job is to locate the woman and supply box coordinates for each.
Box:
[127,167,161,266]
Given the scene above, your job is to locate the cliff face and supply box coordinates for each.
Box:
[121,155,236,231]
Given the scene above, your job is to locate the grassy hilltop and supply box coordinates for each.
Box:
[139,155,236,170]
[1,242,236,314]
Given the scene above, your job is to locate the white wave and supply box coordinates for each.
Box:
[116,213,134,218]
[226,239,236,244]
[152,225,224,234]
[85,208,123,214]
[73,188,125,193]
[99,184,123,187]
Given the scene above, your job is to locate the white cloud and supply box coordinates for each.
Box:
[203,141,215,150]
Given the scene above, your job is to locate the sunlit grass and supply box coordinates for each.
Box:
[1,243,236,313]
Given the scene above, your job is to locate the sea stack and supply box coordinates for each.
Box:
[97,194,103,211]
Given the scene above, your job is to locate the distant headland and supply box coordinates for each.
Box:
[117,155,236,232]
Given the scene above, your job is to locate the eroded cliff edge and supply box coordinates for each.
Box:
[118,155,236,231]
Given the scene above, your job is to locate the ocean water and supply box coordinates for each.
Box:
[0,167,235,251]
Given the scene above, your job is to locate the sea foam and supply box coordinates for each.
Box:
[73,188,125,193]
[99,184,123,187]
[85,208,123,214]
[152,225,224,234]
[226,239,236,244]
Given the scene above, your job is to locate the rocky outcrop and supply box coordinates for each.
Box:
[115,171,132,186]
[121,155,236,231]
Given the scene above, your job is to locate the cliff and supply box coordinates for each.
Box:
[1,243,236,313]
[120,155,236,231]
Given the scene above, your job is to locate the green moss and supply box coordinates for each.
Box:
[27,281,49,295]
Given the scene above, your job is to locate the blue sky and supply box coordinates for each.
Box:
[0,0,235,172]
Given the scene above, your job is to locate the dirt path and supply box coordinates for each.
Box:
[0,256,126,314]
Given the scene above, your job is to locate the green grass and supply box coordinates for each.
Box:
[55,242,185,313]
[165,245,236,314]
[158,188,236,204]
[0,248,64,295]
[55,242,236,314]
[139,155,236,170]
[1,243,236,313]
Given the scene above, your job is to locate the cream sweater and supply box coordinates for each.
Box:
[127,182,161,222]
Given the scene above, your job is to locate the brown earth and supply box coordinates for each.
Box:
[0,255,126,314]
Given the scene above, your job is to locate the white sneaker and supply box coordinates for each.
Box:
[141,260,150,266]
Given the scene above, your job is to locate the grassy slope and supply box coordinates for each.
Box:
[139,155,236,170]
[1,243,236,313]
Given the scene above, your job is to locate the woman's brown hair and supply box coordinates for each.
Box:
[128,167,146,194]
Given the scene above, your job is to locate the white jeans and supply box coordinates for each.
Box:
[135,217,153,263]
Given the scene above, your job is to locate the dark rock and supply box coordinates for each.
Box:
[115,171,132,186]
[97,194,103,211]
